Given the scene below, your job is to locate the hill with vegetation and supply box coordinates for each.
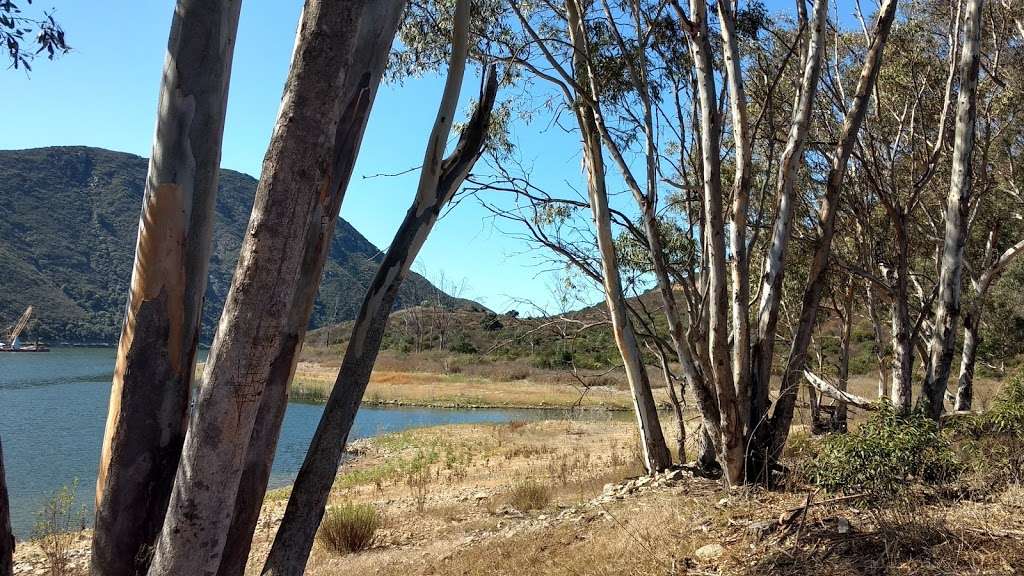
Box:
[0,146,479,344]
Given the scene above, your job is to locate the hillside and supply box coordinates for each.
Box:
[0,146,478,344]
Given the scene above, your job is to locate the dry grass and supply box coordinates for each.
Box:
[287,360,668,410]
[316,504,381,555]
[505,480,552,511]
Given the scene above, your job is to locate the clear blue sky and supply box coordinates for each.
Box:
[1,0,866,312]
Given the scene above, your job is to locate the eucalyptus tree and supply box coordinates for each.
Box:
[146,2,404,573]
[261,4,503,573]
[847,2,962,412]
[922,0,987,419]
[92,2,242,574]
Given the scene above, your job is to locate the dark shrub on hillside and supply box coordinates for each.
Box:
[812,404,959,497]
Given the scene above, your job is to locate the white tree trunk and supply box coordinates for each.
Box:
[685,0,745,484]
[145,3,394,573]
[923,0,985,419]
[749,0,828,445]
[767,0,898,459]
[567,0,671,474]
[92,3,242,574]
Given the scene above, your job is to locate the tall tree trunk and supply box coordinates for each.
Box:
[1,438,13,576]
[566,0,670,475]
[213,4,405,575]
[92,3,242,574]
[717,0,753,433]
[259,35,497,576]
[683,0,744,484]
[749,0,828,448]
[766,0,898,460]
[888,215,915,411]
[145,3,391,573]
[923,0,985,420]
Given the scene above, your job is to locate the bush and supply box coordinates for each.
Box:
[33,479,86,576]
[317,503,381,555]
[507,479,552,511]
[812,404,959,497]
[985,372,1024,437]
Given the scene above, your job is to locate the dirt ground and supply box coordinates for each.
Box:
[13,416,1024,575]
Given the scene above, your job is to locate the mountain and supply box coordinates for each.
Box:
[0,146,483,344]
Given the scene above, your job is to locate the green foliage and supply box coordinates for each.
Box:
[812,405,959,497]
[986,372,1024,438]
[317,503,381,555]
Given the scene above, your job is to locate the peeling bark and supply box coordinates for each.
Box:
[92,2,242,574]
[145,3,397,574]
[1,438,13,576]
[213,4,405,575]
[261,50,497,576]
[923,0,985,419]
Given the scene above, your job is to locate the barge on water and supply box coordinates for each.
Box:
[1,305,50,352]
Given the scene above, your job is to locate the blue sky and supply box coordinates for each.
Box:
[1,0,868,312]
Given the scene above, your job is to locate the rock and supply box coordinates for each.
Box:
[473,492,489,501]
[717,497,729,507]
[665,469,686,482]
[837,517,851,534]
[694,543,725,560]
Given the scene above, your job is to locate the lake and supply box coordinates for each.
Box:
[0,347,553,538]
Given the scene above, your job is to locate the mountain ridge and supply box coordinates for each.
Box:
[0,146,483,344]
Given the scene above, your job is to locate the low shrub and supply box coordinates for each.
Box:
[507,479,552,511]
[811,404,959,497]
[317,503,381,555]
[33,479,86,576]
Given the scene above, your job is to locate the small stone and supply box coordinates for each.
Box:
[474,492,489,501]
[717,497,729,507]
[837,517,851,534]
[694,543,724,560]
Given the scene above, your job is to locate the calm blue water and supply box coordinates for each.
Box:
[0,348,549,538]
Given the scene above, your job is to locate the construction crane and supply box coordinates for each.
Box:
[6,306,34,349]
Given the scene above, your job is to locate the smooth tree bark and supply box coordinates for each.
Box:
[718,0,753,432]
[146,3,396,573]
[923,0,985,419]
[681,0,745,484]
[259,15,496,576]
[766,0,899,461]
[566,0,671,474]
[92,3,242,574]
[1,438,12,576]
[749,0,828,447]
[213,4,406,576]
